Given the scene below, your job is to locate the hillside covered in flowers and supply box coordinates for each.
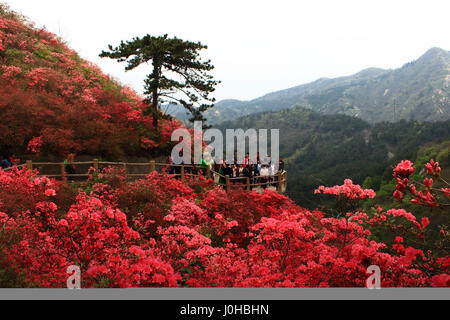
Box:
[0,4,180,159]
[0,4,448,288]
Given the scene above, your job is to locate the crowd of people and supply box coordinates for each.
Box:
[216,153,285,190]
[166,153,285,190]
[2,151,285,191]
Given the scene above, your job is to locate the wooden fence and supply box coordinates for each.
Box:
[3,159,288,193]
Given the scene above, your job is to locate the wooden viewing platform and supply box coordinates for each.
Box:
[3,159,288,193]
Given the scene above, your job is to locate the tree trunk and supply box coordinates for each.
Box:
[152,87,158,128]
[151,60,161,128]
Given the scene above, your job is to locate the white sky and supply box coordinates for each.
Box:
[7,0,450,101]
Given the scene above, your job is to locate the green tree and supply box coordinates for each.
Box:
[100,34,219,127]
[362,176,373,190]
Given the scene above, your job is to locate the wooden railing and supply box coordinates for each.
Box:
[2,164,26,171]
[2,159,288,193]
[213,169,287,193]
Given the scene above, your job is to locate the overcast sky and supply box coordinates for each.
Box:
[7,0,450,101]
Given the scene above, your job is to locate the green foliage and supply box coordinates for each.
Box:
[362,176,374,189]
[435,141,450,167]
[363,139,450,249]
[33,42,52,60]
[100,34,220,126]
[218,107,450,210]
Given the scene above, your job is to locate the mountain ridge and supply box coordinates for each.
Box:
[170,47,449,125]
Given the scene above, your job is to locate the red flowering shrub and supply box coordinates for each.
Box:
[0,167,56,216]
[198,188,298,247]
[0,162,448,288]
[117,171,195,238]
[26,136,42,154]
[393,159,450,208]
[0,5,181,158]
[0,169,180,287]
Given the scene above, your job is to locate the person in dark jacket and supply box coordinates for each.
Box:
[1,155,13,169]
[242,165,253,190]
[64,153,76,175]
[279,157,285,172]
[223,163,233,177]
[166,156,175,174]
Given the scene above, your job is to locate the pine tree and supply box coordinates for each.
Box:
[100,34,219,127]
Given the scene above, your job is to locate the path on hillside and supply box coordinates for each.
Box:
[2,159,287,193]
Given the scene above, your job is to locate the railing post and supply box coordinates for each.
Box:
[61,163,66,181]
[246,177,250,191]
[93,159,99,170]
[150,160,156,172]
[181,166,185,180]
[206,165,211,179]
[123,163,127,179]
[226,176,230,192]
[26,160,33,170]
[284,171,287,191]
[277,171,282,192]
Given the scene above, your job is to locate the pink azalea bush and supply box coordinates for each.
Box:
[0,5,182,158]
[0,161,448,288]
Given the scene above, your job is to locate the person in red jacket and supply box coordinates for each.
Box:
[243,153,250,168]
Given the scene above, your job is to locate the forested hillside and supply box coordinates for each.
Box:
[218,108,450,210]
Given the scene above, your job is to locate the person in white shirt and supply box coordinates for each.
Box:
[269,162,276,187]
[260,165,270,189]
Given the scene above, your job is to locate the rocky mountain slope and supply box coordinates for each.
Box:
[171,48,450,125]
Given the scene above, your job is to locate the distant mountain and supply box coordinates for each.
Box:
[216,107,450,209]
[170,48,450,125]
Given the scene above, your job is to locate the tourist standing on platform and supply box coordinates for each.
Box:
[64,153,76,175]
[260,164,270,189]
[0,155,13,170]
